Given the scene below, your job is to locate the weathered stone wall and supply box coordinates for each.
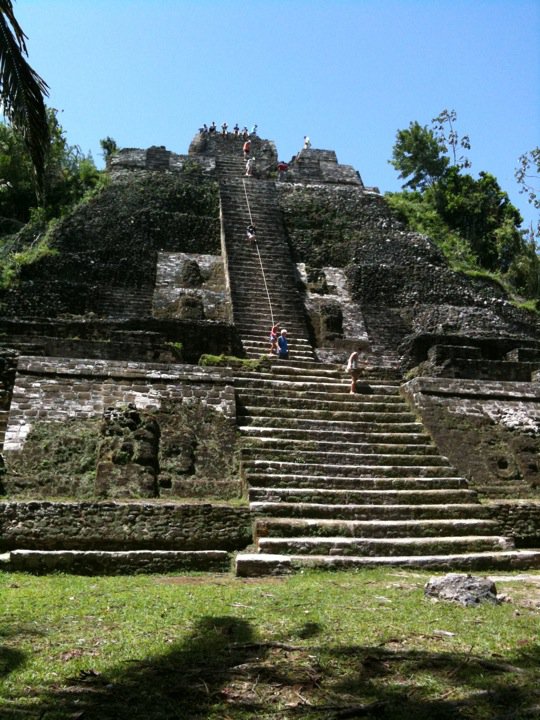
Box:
[286,148,363,185]
[0,171,220,319]
[489,502,540,546]
[402,378,540,499]
[152,252,231,322]
[0,318,243,365]
[278,184,390,268]
[188,132,278,172]
[0,501,252,551]
[2,358,241,500]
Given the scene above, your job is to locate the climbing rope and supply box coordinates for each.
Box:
[242,179,274,328]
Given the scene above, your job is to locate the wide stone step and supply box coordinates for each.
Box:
[6,549,231,574]
[241,438,441,455]
[249,486,477,505]
[235,549,540,576]
[242,449,451,467]
[250,501,488,520]
[245,473,467,490]
[243,460,456,478]
[234,380,402,397]
[238,397,409,413]
[236,390,405,407]
[239,426,431,444]
[239,417,426,433]
[239,406,417,422]
[257,535,514,557]
[254,516,501,539]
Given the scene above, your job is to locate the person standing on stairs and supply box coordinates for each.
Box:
[268,322,280,356]
[243,139,251,159]
[246,224,257,245]
[346,346,368,393]
[245,157,255,176]
[277,329,289,359]
[277,160,288,181]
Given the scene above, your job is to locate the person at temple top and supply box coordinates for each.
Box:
[277,329,289,359]
[221,122,228,135]
[268,322,280,356]
[303,135,311,148]
[251,124,258,135]
[209,121,217,134]
[242,126,249,139]
[233,123,240,136]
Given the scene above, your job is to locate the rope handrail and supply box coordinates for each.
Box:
[242,179,274,328]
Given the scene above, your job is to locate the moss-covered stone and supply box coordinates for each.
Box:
[4,418,101,498]
[0,171,220,318]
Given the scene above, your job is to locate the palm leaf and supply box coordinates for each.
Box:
[0,0,49,195]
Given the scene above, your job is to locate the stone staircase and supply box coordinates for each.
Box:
[234,361,540,575]
[218,157,315,361]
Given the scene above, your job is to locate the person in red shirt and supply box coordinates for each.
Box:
[277,161,288,181]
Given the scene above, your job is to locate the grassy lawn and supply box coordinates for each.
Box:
[1,568,539,719]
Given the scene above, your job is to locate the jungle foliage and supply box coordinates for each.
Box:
[0,109,104,288]
[387,111,540,303]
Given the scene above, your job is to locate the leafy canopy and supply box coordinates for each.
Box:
[387,109,539,303]
[0,0,49,194]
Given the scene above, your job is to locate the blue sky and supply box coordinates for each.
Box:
[14,0,540,231]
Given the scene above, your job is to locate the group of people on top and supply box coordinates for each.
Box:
[200,122,258,139]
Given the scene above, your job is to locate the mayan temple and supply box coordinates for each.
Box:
[1,129,539,575]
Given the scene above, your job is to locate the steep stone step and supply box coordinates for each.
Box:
[238,396,417,413]
[234,386,409,402]
[244,473,467,490]
[257,535,514,557]
[236,550,540,576]
[240,437,442,455]
[238,407,418,423]
[239,426,432,444]
[242,449,452,467]
[248,486,477,505]
[254,516,501,539]
[239,417,425,433]
[243,461,459,478]
[234,377,402,394]
[250,502,489,520]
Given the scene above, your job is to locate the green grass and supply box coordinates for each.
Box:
[1,569,539,719]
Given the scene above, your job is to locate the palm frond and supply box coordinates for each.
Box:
[0,0,49,195]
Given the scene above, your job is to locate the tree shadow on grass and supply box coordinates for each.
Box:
[4,624,540,719]
[0,645,26,678]
[14,616,265,719]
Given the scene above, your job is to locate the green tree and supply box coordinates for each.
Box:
[100,136,118,164]
[0,0,49,195]
[0,118,35,223]
[431,108,471,169]
[388,111,539,301]
[389,120,449,190]
[515,147,540,211]
[430,168,522,270]
[0,108,101,227]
